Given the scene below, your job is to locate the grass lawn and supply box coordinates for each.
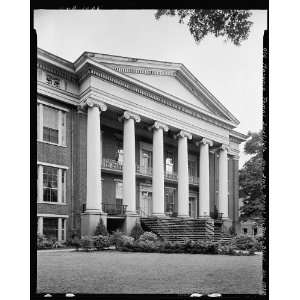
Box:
[37,250,264,294]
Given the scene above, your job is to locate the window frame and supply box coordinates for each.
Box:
[37,162,68,205]
[37,101,68,147]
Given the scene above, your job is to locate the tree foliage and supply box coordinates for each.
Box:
[94,218,108,236]
[239,130,265,222]
[155,9,253,46]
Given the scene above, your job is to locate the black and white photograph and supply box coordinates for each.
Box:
[32,5,268,298]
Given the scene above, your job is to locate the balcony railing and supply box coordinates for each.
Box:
[136,165,152,176]
[102,203,127,216]
[102,158,199,184]
[102,158,122,171]
[164,171,178,181]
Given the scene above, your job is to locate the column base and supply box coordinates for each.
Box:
[151,213,166,217]
[177,214,191,218]
[122,213,140,235]
[81,210,107,237]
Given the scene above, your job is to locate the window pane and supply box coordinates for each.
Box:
[43,218,58,240]
[43,106,58,129]
[43,166,58,202]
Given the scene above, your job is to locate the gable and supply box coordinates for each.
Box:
[126,73,211,112]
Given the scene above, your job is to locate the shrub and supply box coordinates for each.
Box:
[94,235,111,250]
[110,230,126,249]
[80,236,95,251]
[139,231,159,242]
[130,223,144,240]
[231,235,256,250]
[94,218,108,236]
[37,234,55,249]
[135,240,159,252]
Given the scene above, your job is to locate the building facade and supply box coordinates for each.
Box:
[36,48,247,241]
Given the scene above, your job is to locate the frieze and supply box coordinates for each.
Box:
[37,60,78,84]
[78,63,235,130]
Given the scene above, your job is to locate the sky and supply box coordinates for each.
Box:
[34,9,267,167]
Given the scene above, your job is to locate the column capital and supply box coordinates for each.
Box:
[196,138,213,147]
[119,111,141,123]
[176,130,192,140]
[79,97,107,112]
[232,155,240,160]
[220,144,229,152]
[149,121,169,132]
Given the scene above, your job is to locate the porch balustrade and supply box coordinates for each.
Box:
[102,203,127,215]
[102,158,199,184]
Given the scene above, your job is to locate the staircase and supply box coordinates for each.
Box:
[141,217,215,242]
[213,220,232,243]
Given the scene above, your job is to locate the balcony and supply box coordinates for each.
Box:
[102,203,127,216]
[101,158,199,185]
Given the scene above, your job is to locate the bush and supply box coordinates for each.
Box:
[130,223,144,240]
[80,236,95,251]
[231,235,256,250]
[94,218,108,236]
[139,231,159,242]
[135,240,159,252]
[94,235,111,250]
[37,234,56,249]
[110,230,126,249]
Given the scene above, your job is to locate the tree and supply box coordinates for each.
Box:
[155,9,253,46]
[239,130,265,222]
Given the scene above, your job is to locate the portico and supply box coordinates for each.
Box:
[80,94,233,234]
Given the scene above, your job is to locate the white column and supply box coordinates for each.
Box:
[198,138,213,217]
[85,99,107,212]
[37,216,43,235]
[151,121,168,216]
[121,111,141,214]
[58,218,62,241]
[219,145,229,218]
[177,130,192,217]
[37,165,43,202]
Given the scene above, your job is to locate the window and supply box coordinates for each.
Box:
[43,166,58,202]
[115,181,123,199]
[165,151,175,174]
[165,187,175,213]
[188,160,196,177]
[38,164,67,204]
[43,218,59,240]
[37,103,67,146]
[243,228,248,234]
[117,149,124,165]
[39,217,67,241]
[253,227,258,236]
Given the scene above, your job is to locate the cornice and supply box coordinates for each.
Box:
[102,63,177,76]
[37,59,78,84]
[229,130,248,144]
[80,86,230,145]
[78,63,235,131]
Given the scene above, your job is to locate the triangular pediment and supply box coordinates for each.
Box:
[83,53,239,125]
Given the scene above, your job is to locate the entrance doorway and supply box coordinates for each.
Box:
[189,195,197,218]
[139,184,152,217]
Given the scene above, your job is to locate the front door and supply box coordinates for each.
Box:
[140,185,152,217]
[189,196,197,218]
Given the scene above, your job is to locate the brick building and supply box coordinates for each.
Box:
[36,48,247,241]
